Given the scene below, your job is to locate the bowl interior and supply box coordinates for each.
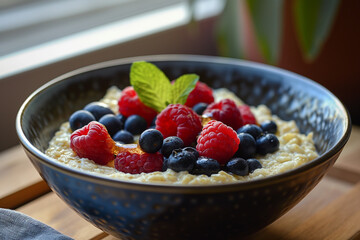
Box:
[18,55,350,172]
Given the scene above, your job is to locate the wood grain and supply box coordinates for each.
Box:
[281,182,360,240]
[0,145,50,208]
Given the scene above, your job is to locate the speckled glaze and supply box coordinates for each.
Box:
[16,55,351,240]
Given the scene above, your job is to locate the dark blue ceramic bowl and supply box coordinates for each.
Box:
[16,55,351,240]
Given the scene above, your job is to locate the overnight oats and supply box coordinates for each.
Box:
[45,61,318,185]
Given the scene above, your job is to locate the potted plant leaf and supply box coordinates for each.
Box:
[216,0,360,124]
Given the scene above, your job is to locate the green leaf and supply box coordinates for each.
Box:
[170,74,199,105]
[246,0,284,64]
[216,0,245,59]
[130,61,199,112]
[130,61,171,112]
[293,0,340,61]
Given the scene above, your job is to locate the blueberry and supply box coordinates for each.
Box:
[183,147,199,159]
[83,102,114,120]
[151,115,157,126]
[192,102,208,115]
[247,158,262,173]
[167,148,197,172]
[256,133,280,155]
[69,110,95,131]
[192,157,220,176]
[260,120,277,134]
[124,115,147,135]
[139,129,164,153]
[162,158,169,171]
[99,114,123,136]
[237,124,263,139]
[116,113,127,125]
[161,136,184,158]
[234,133,256,159]
[149,116,157,129]
[113,130,134,144]
[226,158,249,176]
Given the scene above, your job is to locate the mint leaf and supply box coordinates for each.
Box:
[130,61,200,112]
[170,74,199,105]
[130,61,171,112]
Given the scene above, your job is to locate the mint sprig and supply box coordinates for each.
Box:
[130,61,199,112]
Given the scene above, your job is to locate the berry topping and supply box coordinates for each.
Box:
[238,105,257,125]
[116,113,127,126]
[247,158,262,173]
[260,120,278,134]
[114,152,163,174]
[185,81,214,108]
[139,129,164,153]
[203,99,243,130]
[83,102,114,120]
[256,133,280,155]
[226,158,249,176]
[167,148,197,172]
[192,157,220,176]
[156,104,202,146]
[70,121,115,165]
[99,114,123,136]
[66,61,284,177]
[113,130,134,144]
[124,115,147,135]
[162,158,169,172]
[237,124,263,139]
[235,133,256,159]
[150,115,157,127]
[118,86,158,125]
[192,102,208,115]
[182,147,199,159]
[69,110,95,131]
[161,136,184,158]
[196,120,239,165]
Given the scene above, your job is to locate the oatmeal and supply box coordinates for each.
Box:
[45,86,318,185]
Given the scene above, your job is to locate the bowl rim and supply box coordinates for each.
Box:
[16,54,352,193]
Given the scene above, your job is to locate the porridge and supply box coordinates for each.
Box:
[46,61,318,185]
[46,88,318,185]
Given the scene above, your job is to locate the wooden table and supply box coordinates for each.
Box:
[1,127,360,240]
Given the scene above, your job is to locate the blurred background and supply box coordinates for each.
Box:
[0,0,359,151]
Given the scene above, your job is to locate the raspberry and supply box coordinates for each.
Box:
[185,81,214,108]
[118,86,157,125]
[70,121,115,165]
[203,99,243,130]
[114,151,163,174]
[238,105,257,125]
[156,104,202,146]
[196,120,239,165]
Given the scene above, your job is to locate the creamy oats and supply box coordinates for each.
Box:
[45,87,318,185]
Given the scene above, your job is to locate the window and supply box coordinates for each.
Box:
[0,0,225,151]
[0,0,224,77]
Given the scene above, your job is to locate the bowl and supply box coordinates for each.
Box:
[16,55,351,239]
